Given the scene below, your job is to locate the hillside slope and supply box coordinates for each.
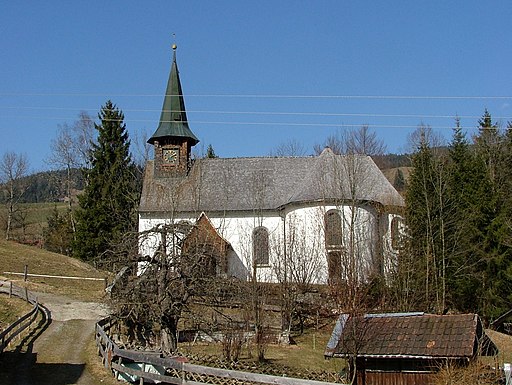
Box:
[0,240,108,301]
[0,240,116,385]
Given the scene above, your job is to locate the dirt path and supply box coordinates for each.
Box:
[0,292,111,385]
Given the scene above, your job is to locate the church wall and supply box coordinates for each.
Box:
[138,200,396,285]
[281,203,383,285]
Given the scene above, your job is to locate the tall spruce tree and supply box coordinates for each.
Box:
[73,101,138,265]
[472,110,512,318]
[446,120,490,313]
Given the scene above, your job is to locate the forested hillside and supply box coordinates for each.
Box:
[21,169,85,203]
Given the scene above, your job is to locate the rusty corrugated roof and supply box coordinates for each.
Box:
[327,313,496,359]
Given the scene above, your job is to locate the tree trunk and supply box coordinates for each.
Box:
[160,318,178,356]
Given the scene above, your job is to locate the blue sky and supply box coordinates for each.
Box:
[1,1,511,171]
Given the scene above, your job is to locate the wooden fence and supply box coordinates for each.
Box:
[96,317,346,385]
[0,280,48,353]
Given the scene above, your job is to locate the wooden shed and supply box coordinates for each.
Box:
[325,312,498,385]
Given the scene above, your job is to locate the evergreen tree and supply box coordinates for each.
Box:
[73,101,139,266]
[393,168,406,192]
[205,144,218,158]
[474,108,500,185]
[44,206,74,255]
[446,120,489,313]
[402,114,512,318]
[472,112,512,318]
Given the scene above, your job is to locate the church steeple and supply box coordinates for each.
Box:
[148,45,199,146]
[149,45,199,177]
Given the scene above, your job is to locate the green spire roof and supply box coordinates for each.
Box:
[148,46,199,145]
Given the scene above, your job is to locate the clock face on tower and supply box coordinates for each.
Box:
[162,148,179,165]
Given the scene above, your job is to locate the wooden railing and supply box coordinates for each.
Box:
[0,280,49,353]
[96,317,345,385]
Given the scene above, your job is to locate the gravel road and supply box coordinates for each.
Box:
[0,292,111,385]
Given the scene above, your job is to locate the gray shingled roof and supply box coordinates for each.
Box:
[139,148,404,214]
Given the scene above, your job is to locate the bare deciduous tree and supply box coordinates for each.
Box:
[0,152,29,240]
[131,128,151,172]
[47,112,95,198]
[405,123,445,154]
[315,126,386,156]
[109,222,224,355]
[403,125,454,313]
[270,138,307,157]
[271,211,325,335]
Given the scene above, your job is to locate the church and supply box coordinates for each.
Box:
[138,46,405,285]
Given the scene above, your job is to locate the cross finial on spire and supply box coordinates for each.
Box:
[172,34,177,61]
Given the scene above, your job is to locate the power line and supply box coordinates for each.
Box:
[0,92,512,99]
[0,115,506,131]
[0,106,510,121]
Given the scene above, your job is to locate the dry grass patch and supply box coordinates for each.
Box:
[0,295,33,328]
[0,239,109,302]
[433,361,501,385]
[83,330,124,385]
[485,329,512,366]
[179,324,344,374]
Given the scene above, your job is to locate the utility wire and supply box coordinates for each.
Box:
[0,116,506,131]
[1,92,512,99]
[0,106,510,121]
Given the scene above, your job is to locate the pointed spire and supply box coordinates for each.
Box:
[148,44,199,145]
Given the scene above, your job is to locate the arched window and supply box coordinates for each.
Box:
[391,216,403,250]
[325,209,343,248]
[253,226,269,266]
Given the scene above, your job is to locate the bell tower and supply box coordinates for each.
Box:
[148,44,199,178]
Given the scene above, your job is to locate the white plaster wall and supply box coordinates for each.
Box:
[138,202,390,284]
[381,213,403,279]
[208,214,282,282]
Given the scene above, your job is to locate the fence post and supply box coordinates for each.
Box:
[24,287,28,301]
[139,363,145,385]
[9,281,12,298]
[24,265,28,282]
[116,357,122,380]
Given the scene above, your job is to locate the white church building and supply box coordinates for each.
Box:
[139,47,404,285]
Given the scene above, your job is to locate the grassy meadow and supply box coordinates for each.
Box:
[0,201,70,243]
[0,239,108,302]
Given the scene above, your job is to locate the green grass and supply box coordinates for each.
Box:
[0,202,70,241]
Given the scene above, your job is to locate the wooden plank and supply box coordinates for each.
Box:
[111,361,183,385]
[3,271,105,281]
[95,315,346,385]
[2,314,37,346]
[0,287,41,353]
[112,346,184,371]
[96,336,106,359]
[183,363,343,385]
[0,305,37,337]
